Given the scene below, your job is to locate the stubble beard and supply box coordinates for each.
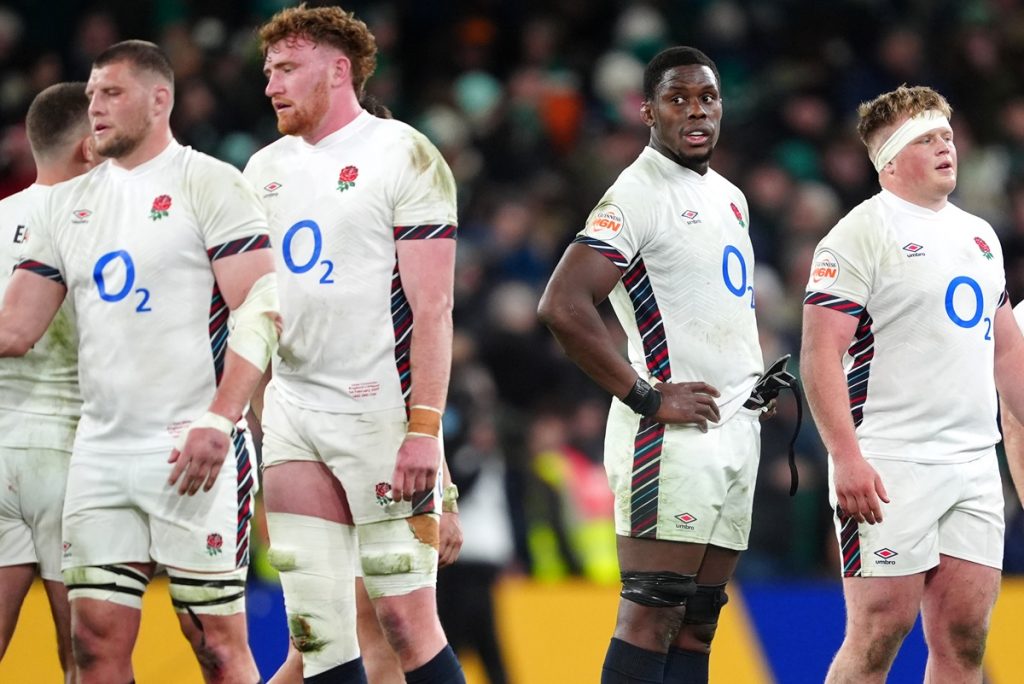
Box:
[276,77,330,137]
[95,115,151,160]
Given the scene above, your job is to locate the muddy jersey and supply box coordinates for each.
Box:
[244,111,458,413]
[575,146,762,425]
[17,142,269,453]
[805,190,1004,463]
[0,184,79,451]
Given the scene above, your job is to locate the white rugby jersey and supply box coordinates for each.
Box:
[805,189,1004,463]
[0,184,80,450]
[577,146,763,425]
[244,111,458,413]
[17,142,269,453]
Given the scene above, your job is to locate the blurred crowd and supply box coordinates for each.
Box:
[3,0,1024,609]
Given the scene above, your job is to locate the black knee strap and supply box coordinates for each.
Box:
[620,571,697,608]
[683,582,729,624]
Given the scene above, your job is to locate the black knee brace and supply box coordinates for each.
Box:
[682,582,729,624]
[620,571,697,608]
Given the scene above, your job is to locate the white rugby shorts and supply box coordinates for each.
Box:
[604,400,761,549]
[830,451,1004,577]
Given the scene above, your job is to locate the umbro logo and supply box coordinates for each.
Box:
[675,512,698,529]
[680,209,701,225]
[72,209,91,223]
[902,242,926,258]
[874,548,898,565]
[264,181,282,193]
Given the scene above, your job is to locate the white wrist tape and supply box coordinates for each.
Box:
[175,411,234,451]
[872,109,951,172]
[228,271,280,371]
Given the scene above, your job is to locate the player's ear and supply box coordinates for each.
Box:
[80,134,96,165]
[152,82,172,115]
[332,54,352,86]
[640,99,654,128]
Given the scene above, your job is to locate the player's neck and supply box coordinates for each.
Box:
[109,127,175,171]
[34,153,86,186]
[883,183,949,212]
[301,93,363,145]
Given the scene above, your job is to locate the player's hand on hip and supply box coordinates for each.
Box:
[439,511,463,568]
[167,427,231,496]
[390,435,441,502]
[833,455,890,525]
[655,381,721,431]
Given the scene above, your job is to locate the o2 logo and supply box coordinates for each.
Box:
[945,275,990,340]
[722,245,755,309]
[92,250,151,312]
[282,220,334,284]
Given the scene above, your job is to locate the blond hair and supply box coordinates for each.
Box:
[259,3,377,96]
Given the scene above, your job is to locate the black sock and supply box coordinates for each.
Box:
[601,637,665,683]
[304,657,368,684]
[663,647,709,684]
[404,644,465,684]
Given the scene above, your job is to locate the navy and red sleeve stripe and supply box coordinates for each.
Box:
[15,259,64,284]
[394,224,457,240]
[803,292,865,317]
[572,235,629,273]
[207,234,271,261]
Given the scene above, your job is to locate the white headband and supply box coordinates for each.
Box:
[871,109,951,172]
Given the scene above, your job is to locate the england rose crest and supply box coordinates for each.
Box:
[974,236,994,260]
[730,202,746,228]
[337,165,358,192]
[206,532,223,556]
[374,481,392,506]
[150,194,172,221]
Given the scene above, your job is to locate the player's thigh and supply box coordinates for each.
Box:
[0,564,36,646]
[921,554,1001,643]
[617,535,706,575]
[41,577,73,655]
[71,595,145,654]
[840,573,924,638]
[263,461,353,523]
[260,382,354,522]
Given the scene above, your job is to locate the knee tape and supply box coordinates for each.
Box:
[63,564,150,609]
[683,582,729,625]
[167,566,247,616]
[266,513,360,677]
[620,571,697,608]
[358,515,438,600]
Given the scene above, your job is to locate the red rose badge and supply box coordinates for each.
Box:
[150,194,172,221]
[730,202,746,228]
[974,236,994,260]
[337,165,358,192]
[374,481,392,506]
[206,532,223,556]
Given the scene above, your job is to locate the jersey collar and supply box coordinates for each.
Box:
[106,140,181,179]
[301,110,374,151]
[641,145,711,184]
[879,188,952,220]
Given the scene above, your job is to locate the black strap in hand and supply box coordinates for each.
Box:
[744,354,803,496]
